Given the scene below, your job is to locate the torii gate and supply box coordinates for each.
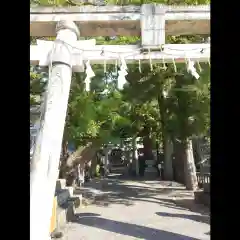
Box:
[30,4,210,240]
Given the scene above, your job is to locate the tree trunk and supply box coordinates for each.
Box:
[173,75,198,190]
[59,140,68,178]
[183,139,198,190]
[61,140,68,157]
[120,139,123,149]
[157,93,173,180]
[163,137,173,180]
[66,141,100,168]
[173,139,198,190]
[142,126,153,160]
[172,140,185,184]
[62,141,100,183]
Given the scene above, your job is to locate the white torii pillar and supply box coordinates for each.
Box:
[30,21,80,240]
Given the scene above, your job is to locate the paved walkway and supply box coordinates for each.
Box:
[61,177,210,240]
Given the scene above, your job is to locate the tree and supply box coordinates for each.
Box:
[165,64,210,189]
[30,66,48,106]
[59,67,128,180]
[30,0,210,190]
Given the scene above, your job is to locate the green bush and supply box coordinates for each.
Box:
[95,164,100,177]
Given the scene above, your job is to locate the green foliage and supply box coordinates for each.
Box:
[30,66,48,105]
[31,0,69,6]
[33,0,210,7]
[64,70,125,146]
[165,64,210,140]
[106,0,210,5]
[30,0,210,148]
[95,164,100,177]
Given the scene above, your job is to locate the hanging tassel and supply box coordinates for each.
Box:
[162,56,167,71]
[85,78,91,92]
[196,61,202,72]
[148,48,153,71]
[118,65,128,90]
[172,58,177,72]
[104,60,107,74]
[120,55,127,70]
[138,60,142,73]
[115,60,118,75]
[187,59,200,79]
[85,60,95,91]
[117,56,128,90]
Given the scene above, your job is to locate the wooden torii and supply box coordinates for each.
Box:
[30,4,210,240]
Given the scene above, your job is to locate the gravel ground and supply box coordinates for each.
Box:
[60,179,210,240]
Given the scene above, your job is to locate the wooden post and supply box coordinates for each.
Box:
[30,20,80,240]
[141,4,166,48]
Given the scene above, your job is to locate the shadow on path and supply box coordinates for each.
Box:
[156,211,210,224]
[75,178,209,215]
[74,213,202,240]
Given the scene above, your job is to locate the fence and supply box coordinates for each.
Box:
[196,172,210,186]
[196,171,210,192]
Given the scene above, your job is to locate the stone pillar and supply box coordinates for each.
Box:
[30,21,80,240]
[141,4,166,48]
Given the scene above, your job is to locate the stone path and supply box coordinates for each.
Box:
[60,178,210,240]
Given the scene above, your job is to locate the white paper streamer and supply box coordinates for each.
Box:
[117,56,128,89]
[85,60,95,91]
[187,59,200,79]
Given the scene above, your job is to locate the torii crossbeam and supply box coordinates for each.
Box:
[30,40,210,72]
[30,5,210,37]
